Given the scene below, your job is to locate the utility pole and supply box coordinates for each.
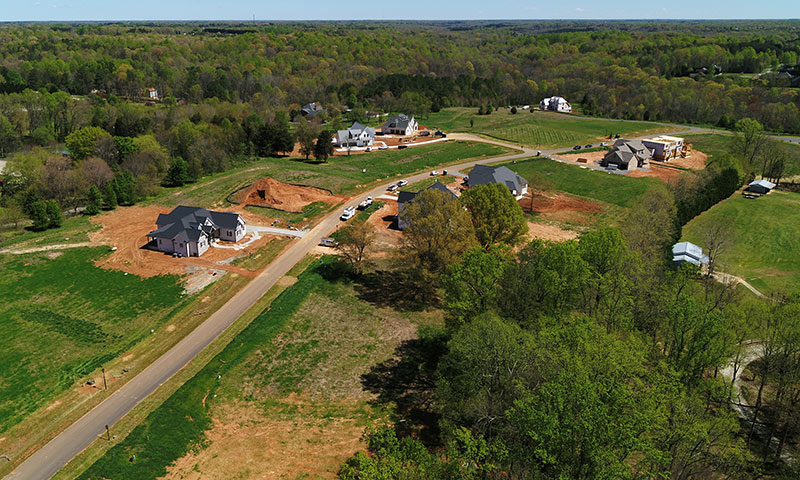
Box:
[105,425,110,441]
[102,368,107,390]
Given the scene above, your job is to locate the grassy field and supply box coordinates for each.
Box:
[500,157,661,209]
[72,258,443,479]
[426,108,671,149]
[230,237,291,270]
[682,190,800,294]
[684,133,800,177]
[0,215,100,249]
[0,248,184,434]
[152,140,511,208]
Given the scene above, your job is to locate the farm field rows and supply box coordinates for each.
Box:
[67,258,445,480]
[682,190,800,294]
[426,108,672,149]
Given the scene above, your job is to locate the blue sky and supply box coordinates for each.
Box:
[2,0,798,21]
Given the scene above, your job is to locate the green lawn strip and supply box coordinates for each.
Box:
[555,146,609,155]
[244,200,333,227]
[682,190,800,294]
[426,108,672,149]
[75,259,329,480]
[230,237,291,270]
[150,141,509,208]
[499,157,660,208]
[0,248,184,434]
[0,215,100,249]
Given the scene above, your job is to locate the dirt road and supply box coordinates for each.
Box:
[4,140,534,480]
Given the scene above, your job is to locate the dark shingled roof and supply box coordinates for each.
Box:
[397,181,455,206]
[148,206,242,241]
[466,164,528,193]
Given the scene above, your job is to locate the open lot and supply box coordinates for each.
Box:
[682,190,800,294]
[684,133,800,179]
[425,108,672,149]
[0,248,185,435]
[155,140,511,209]
[72,259,444,480]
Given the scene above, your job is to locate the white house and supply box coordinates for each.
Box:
[336,122,376,147]
[147,206,246,257]
[381,114,418,136]
[672,241,709,268]
[147,88,159,100]
[539,96,572,113]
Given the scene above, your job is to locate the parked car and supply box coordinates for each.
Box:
[378,144,388,150]
[585,144,592,148]
[365,147,372,152]
[387,184,399,192]
[572,145,582,150]
[397,180,408,187]
[599,142,608,147]
[320,237,339,248]
[430,170,440,176]
[398,145,408,149]
[536,150,542,156]
[442,170,448,175]
[340,206,356,221]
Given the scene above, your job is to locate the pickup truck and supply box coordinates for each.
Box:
[358,197,373,210]
[397,180,408,187]
[320,237,339,248]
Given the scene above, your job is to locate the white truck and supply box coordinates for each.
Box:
[340,206,356,221]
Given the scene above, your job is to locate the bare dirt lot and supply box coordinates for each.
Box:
[526,221,579,242]
[518,190,606,226]
[236,176,345,212]
[560,150,607,166]
[161,399,367,480]
[88,206,282,280]
[366,201,402,257]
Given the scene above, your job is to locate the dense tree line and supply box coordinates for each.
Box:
[0,22,798,133]
[341,184,800,479]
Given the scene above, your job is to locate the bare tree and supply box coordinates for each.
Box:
[80,157,115,189]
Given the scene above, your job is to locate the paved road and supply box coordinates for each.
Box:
[4,140,534,480]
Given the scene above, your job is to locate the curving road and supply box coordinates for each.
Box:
[4,140,534,480]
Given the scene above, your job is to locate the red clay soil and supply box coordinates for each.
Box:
[627,165,686,183]
[366,201,403,257]
[237,177,342,213]
[526,221,579,242]
[88,205,275,279]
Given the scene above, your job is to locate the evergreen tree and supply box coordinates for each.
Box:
[85,185,102,215]
[313,130,334,163]
[29,200,50,231]
[45,200,63,228]
[113,171,136,205]
[102,181,118,210]
[163,157,190,187]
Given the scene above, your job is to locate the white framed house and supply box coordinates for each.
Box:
[381,114,418,136]
[336,122,376,147]
[539,96,572,113]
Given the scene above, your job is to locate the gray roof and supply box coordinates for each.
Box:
[397,181,455,205]
[672,241,709,266]
[749,179,776,190]
[466,164,528,193]
[603,139,651,168]
[301,102,324,116]
[384,114,414,130]
[148,206,243,241]
[336,122,376,143]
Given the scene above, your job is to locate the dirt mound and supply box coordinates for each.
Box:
[238,177,338,213]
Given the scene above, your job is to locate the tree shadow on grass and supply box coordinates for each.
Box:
[351,269,440,313]
[361,329,448,446]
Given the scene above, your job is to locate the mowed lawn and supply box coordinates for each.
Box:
[154,140,511,208]
[0,248,184,434]
[74,259,444,480]
[500,157,661,208]
[426,108,671,149]
[682,190,800,294]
